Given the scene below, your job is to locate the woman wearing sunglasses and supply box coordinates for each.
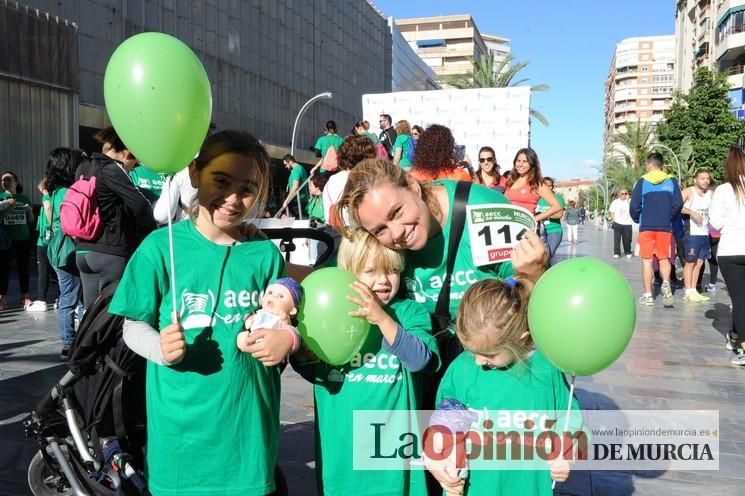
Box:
[474,146,507,192]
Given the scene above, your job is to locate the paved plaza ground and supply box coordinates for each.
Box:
[0,222,743,495]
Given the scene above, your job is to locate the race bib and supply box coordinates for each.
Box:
[467,204,537,266]
[3,210,27,225]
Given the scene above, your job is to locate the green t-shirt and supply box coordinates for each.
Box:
[108,220,285,496]
[311,298,437,496]
[49,188,68,234]
[36,193,51,247]
[363,131,379,145]
[0,192,32,241]
[129,164,164,204]
[437,351,581,496]
[314,133,344,158]
[307,195,325,222]
[404,180,514,319]
[392,134,414,169]
[287,164,310,204]
[536,193,566,234]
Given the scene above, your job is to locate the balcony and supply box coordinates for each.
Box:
[716,26,745,62]
[725,66,745,88]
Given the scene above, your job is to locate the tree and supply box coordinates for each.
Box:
[611,120,655,170]
[656,67,745,183]
[444,53,550,127]
[601,157,639,195]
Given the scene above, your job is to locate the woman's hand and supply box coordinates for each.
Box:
[243,328,294,366]
[511,230,548,282]
[160,313,186,365]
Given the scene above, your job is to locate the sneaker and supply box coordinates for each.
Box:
[0,296,6,311]
[22,298,33,310]
[613,254,620,259]
[683,291,709,303]
[60,348,70,361]
[705,283,717,293]
[53,298,59,310]
[660,282,674,307]
[638,294,654,306]
[26,300,48,312]
[731,349,745,366]
[626,254,632,259]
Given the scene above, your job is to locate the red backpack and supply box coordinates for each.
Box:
[60,175,103,241]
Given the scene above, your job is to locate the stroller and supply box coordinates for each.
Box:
[24,228,334,496]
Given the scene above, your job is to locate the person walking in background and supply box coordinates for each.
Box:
[76,127,156,309]
[281,154,309,218]
[681,169,713,303]
[391,119,415,170]
[564,200,581,244]
[378,113,397,159]
[353,120,380,145]
[46,148,85,360]
[26,178,55,312]
[630,152,683,308]
[311,120,344,174]
[152,167,197,225]
[0,170,34,310]
[609,188,634,258]
[709,146,745,365]
[536,177,565,265]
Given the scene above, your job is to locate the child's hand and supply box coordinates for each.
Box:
[236,330,251,352]
[548,457,570,483]
[160,313,186,365]
[244,328,294,366]
[347,281,390,326]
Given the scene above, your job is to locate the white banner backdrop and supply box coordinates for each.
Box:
[362,87,531,170]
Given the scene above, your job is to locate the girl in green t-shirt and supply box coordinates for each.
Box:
[109,131,293,496]
[294,230,438,496]
[0,170,34,310]
[428,277,578,496]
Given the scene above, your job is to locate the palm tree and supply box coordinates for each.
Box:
[444,53,550,127]
[612,120,654,170]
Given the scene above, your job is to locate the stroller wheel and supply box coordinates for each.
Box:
[27,451,73,496]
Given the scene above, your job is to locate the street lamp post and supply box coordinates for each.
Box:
[280,91,333,220]
[651,143,682,181]
[290,91,333,158]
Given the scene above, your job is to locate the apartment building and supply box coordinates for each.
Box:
[674,0,715,92]
[604,36,675,156]
[395,14,510,84]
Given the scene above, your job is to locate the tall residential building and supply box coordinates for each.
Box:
[674,0,715,92]
[395,14,510,84]
[714,0,745,116]
[604,35,675,157]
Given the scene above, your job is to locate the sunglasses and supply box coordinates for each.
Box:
[479,157,495,163]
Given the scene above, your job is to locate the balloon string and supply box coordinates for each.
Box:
[166,175,178,317]
[552,374,576,490]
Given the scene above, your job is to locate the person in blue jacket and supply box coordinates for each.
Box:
[630,152,683,308]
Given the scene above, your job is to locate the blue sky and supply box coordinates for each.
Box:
[372,0,675,180]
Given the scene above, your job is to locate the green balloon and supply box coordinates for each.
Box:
[527,258,636,376]
[298,268,371,365]
[103,32,212,174]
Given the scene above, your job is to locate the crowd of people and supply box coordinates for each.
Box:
[2,115,744,495]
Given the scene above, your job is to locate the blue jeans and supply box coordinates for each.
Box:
[55,267,82,348]
[544,230,563,266]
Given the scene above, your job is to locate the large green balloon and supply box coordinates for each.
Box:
[527,258,635,376]
[103,32,212,174]
[298,268,371,365]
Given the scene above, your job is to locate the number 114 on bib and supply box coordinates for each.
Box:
[466,204,537,266]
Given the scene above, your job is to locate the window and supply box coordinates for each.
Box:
[641,66,649,72]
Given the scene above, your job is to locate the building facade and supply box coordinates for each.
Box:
[388,17,440,92]
[674,0,715,92]
[714,0,745,117]
[394,14,510,85]
[604,35,675,157]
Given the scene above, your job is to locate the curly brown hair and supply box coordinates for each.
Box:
[411,124,457,180]
[338,134,377,171]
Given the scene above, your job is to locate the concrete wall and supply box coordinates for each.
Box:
[16,0,390,154]
[389,17,439,92]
